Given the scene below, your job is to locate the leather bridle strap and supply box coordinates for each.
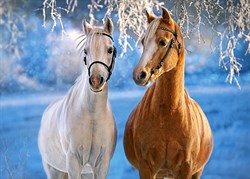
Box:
[88,60,113,81]
[150,27,181,74]
[99,32,114,42]
[84,32,117,82]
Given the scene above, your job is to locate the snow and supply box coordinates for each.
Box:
[0,85,249,179]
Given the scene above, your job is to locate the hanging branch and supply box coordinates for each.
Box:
[169,0,249,88]
[215,0,248,88]
[42,0,69,39]
[0,0,26,59]
[177,0,190,38]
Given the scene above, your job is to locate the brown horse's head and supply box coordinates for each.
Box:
[133,8,184,86]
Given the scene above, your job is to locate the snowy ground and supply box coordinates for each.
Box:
[0,85,249,179]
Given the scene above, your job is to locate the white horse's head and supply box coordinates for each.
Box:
[82,18,116,92]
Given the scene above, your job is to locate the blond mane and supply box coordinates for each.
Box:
[144,18,161,45]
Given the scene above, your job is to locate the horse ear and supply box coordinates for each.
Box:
[82,18,92,34]
[104,18,113,34]
[146,10,156,23]
[162,7,173,24]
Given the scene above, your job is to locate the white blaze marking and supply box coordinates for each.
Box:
[139,35,158,69]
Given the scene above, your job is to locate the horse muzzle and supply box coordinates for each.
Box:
[133,69,151,86]
[89,74,106,92]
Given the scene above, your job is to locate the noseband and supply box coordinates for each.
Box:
[150,27,182,75]
[84,33,117,82]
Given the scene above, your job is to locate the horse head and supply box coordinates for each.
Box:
[82,18,116,92]
[133,7,184,86]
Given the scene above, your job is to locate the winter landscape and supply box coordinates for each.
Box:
[1,0,250,179]
[0,85,250,179]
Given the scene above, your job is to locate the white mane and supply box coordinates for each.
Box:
[77,28,108,55]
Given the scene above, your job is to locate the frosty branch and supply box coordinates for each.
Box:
[42,0,72,39]
[0,0,26,59]
[170,0,248,88]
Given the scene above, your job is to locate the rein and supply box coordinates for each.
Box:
[150,27,182,75]
[84,32,117,82]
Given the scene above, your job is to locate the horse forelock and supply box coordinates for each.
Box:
[144,18,161,45]
[77,28,111,56]
[89,28,106,42]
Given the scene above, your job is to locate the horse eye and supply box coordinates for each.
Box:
[84,49,87,55]
[107,47,113,54]
[159,40,167,47]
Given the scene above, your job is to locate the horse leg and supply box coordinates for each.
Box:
[93,158,110,179]
[138,162,154,179]
[42,161,66,179]
[177,161,192,179]
[66,151,81,179]
[191,168,203,179]
[81,173,93,179]
[93,165,109,179]
[92,149,115,179]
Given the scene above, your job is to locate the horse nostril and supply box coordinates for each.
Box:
[89,75,105,87]
[100,76,104,84]
[138,71,147,80]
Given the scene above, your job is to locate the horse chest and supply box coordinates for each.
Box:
[70,111,115,163]
[130,104,197,165]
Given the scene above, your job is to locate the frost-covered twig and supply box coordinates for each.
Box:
[2,145,15,179]
[223,37,242,89]
[42,0,69,39]
[66,0,78,12]
[177,0,190,38]
[0,0,26,59]
[0,138,29,179]
[1,140,17,179]
[215,0,249,88]
[88,0,103,25]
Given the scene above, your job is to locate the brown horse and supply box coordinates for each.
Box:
[124,8,213,179]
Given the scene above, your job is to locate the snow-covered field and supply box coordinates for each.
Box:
[0,85,249,179]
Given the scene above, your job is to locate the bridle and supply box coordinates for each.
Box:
[150,27,182,75]
[84,32,117,82]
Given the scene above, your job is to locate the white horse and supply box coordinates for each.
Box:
[38,18,117,179]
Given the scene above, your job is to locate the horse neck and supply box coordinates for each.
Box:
[86,85,108,110]
[152,53,185,112]
[73,72,109,113]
